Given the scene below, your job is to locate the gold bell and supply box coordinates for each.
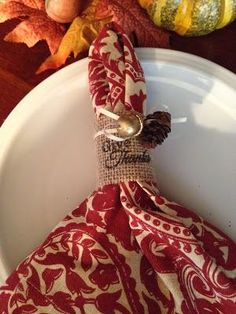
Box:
[117,112,143,139]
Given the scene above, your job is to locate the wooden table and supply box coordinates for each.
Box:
[0,20,235,126]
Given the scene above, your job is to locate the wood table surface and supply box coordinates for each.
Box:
[0,20,236,126]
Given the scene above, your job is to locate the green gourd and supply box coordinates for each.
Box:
[138,0,236,36]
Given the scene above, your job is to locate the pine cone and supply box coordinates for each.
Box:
[139,111,171,149]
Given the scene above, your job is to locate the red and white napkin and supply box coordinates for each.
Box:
[0,23,235,314]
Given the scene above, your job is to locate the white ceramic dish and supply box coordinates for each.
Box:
[0,48,236,284]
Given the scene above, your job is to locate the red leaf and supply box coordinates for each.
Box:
[42,268,63,293]
[89,263,119,290]
[72,242,80,260]
[130,90,146,113]
[26,282,49,307]
[37,252,75,269]
[72,232,83,242]
[81,239,96,248]
[92,186,119,210]
[48,291,75,314]
[96,0,169,48]
[36,247,45,257]
[61,234,70,251]
[13,304,37,314]
[66,270,94,294]
[9,292,26,307]
[72,232,82,259]
[27,266,40,291]
[0,292,11,313]
[91,249,108,259]
[81,249,93,271]
[50,243,59,251]
[95,290,122,313]
[86,209,106,228]
[17,259,30,277]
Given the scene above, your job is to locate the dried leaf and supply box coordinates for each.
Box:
[96,0,169,48]
[37,0,111,73]
[0,0,65,53]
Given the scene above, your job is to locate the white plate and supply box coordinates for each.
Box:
[0,48,236,283]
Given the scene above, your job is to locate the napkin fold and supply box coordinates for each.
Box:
[0,22,236,314]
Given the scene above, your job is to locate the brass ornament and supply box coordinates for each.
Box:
[117,112,143,139]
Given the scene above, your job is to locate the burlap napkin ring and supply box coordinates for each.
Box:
[94,108,171,186]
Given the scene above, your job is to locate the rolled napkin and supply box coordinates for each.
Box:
[0,22,236,314]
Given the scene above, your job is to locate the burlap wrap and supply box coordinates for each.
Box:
[95,115,154,186]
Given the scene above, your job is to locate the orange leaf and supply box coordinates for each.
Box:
[0,0,65,54]
[37,0,111,73]
[96,0,169,48]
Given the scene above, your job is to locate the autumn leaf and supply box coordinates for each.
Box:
[37,0,112,73]
[96,0,169,48]
[0,0,65,54]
